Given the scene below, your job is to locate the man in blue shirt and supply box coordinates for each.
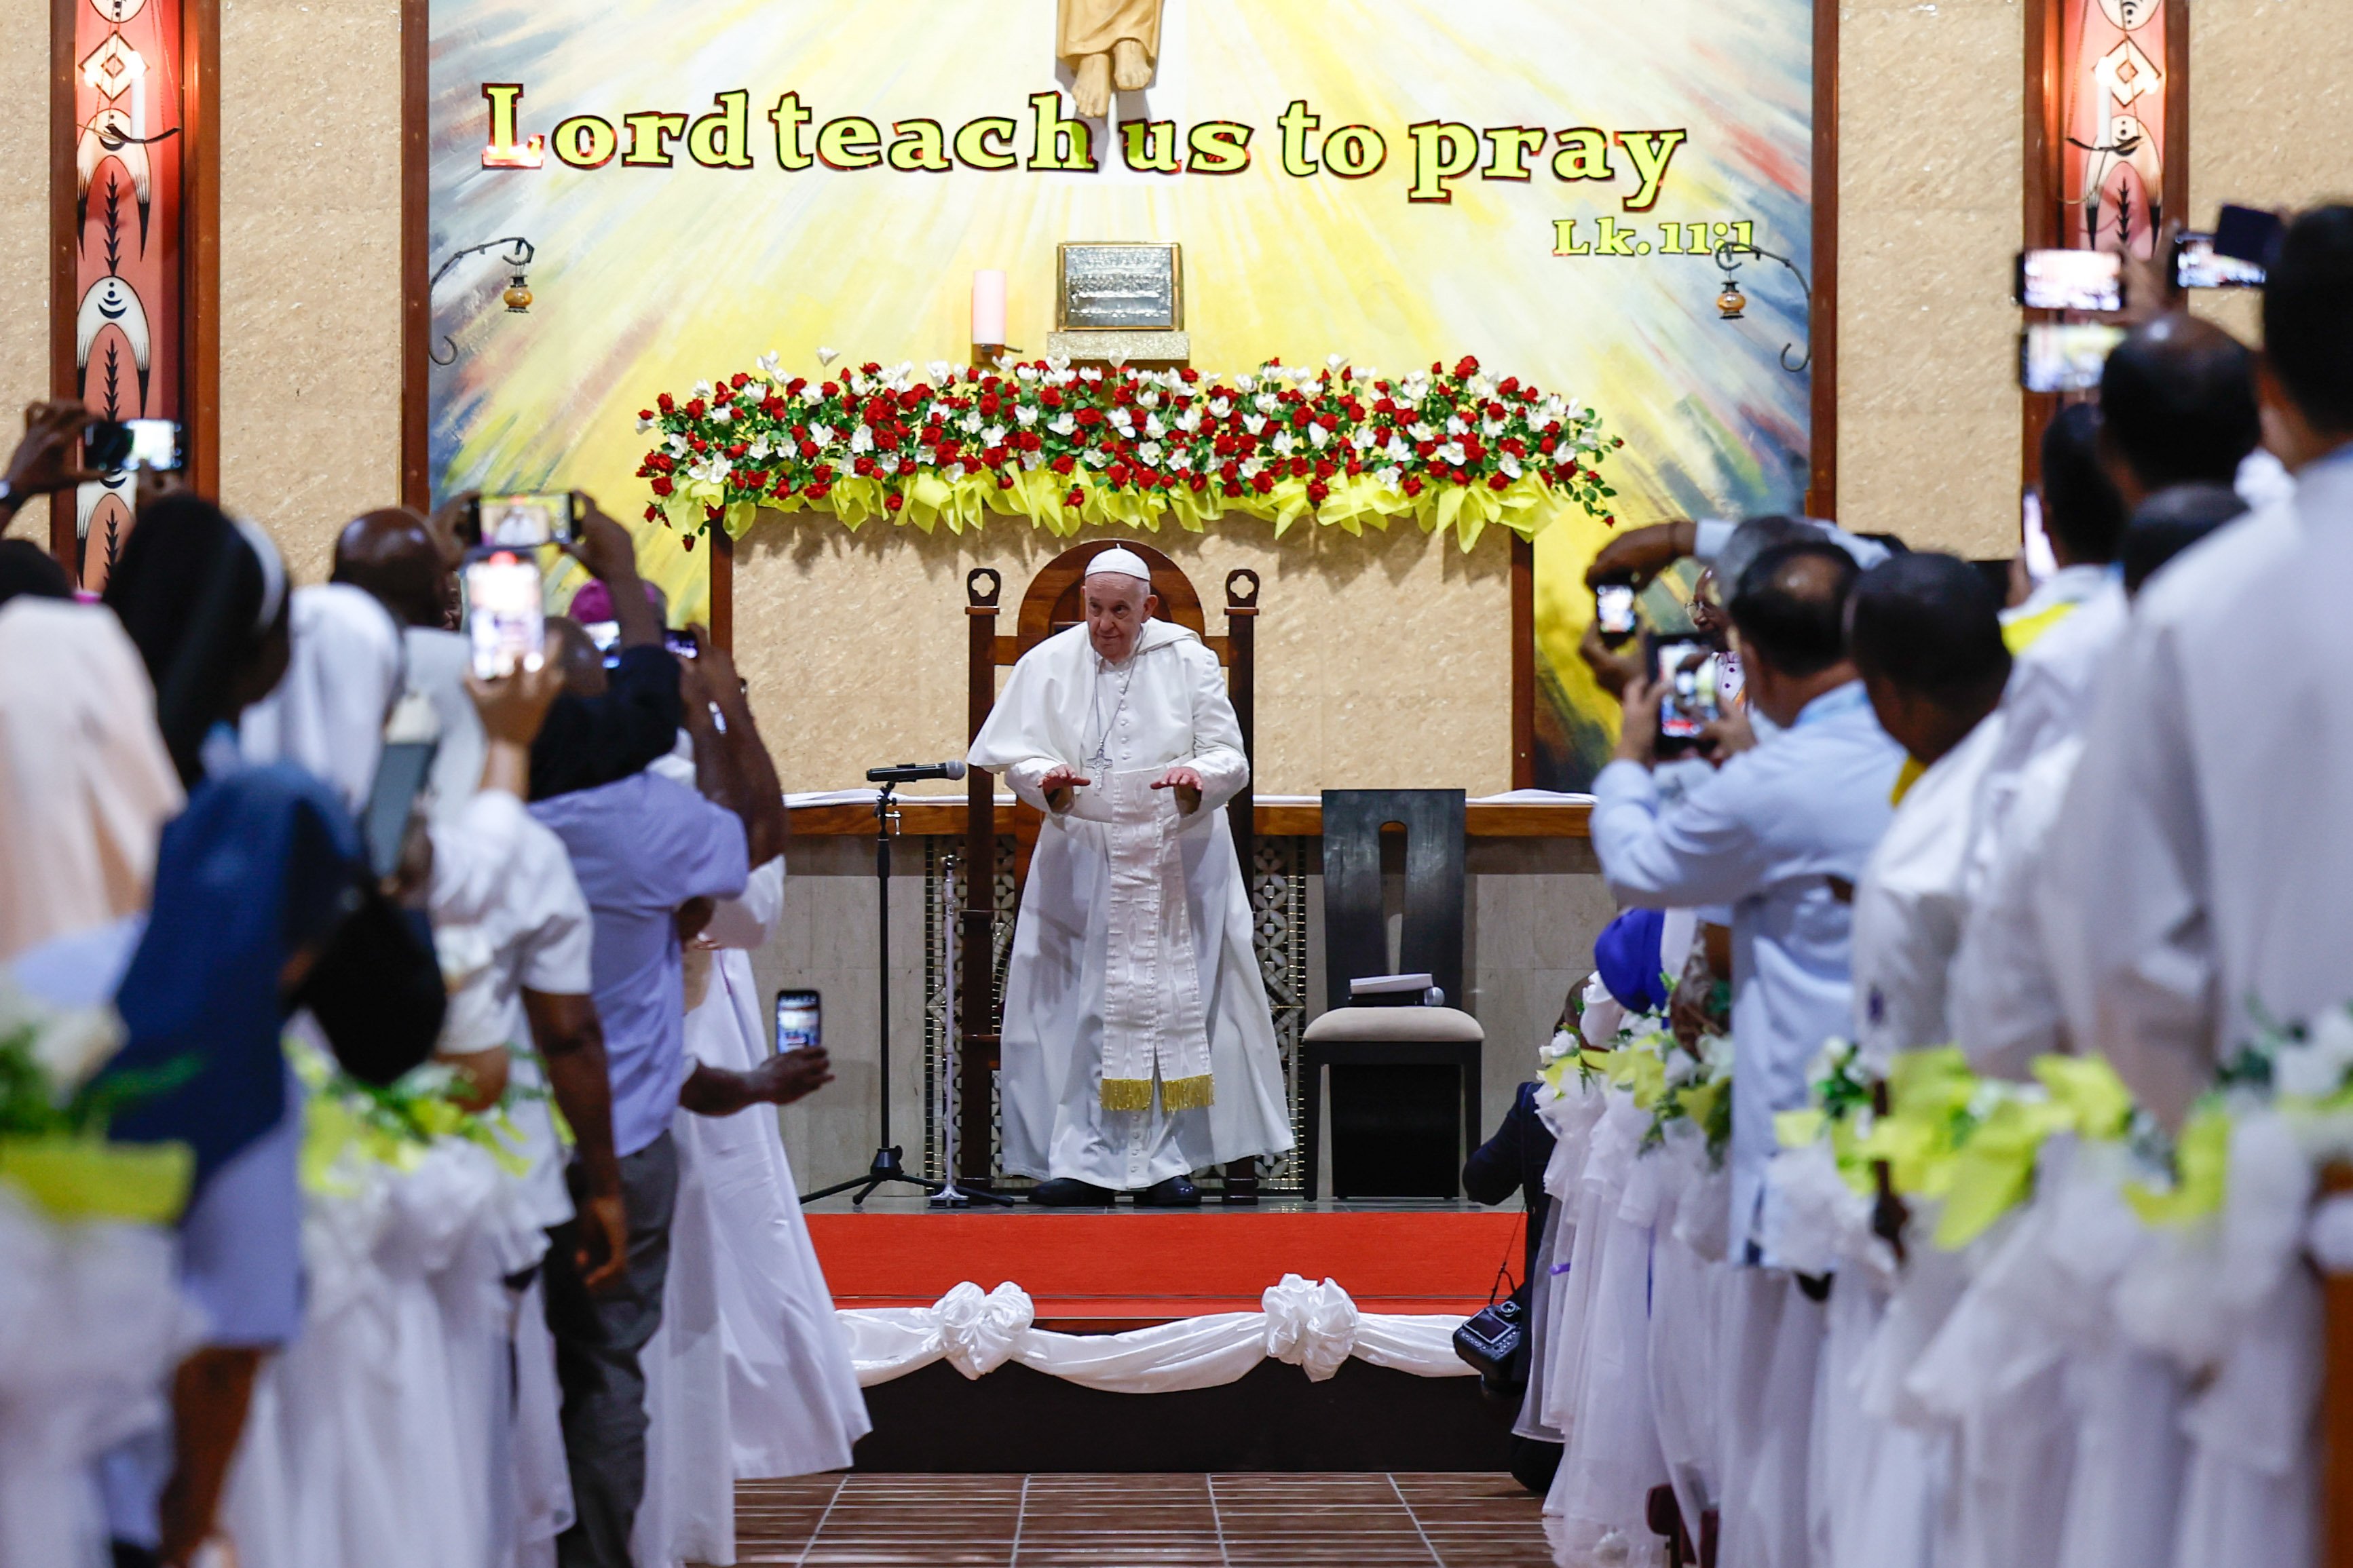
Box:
[1590,538,1902,1262]
[530,609,813,1568]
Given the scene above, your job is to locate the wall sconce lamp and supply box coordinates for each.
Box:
[1711,238,1812,374]
[427,236,535,365]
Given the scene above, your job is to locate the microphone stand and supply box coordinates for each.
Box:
[804,779,947,1206]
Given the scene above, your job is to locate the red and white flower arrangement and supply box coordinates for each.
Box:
[637,353,1621,550]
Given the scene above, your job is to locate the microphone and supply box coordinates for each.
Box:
[867,760,968,784]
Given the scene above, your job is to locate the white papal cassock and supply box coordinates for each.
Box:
[968,615,1294,1189]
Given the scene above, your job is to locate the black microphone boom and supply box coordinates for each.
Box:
[866,760,968,784]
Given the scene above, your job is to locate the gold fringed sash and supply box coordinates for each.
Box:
[1098,1073,1216,1114]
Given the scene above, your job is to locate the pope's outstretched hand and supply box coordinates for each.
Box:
[1151,765,1204,813]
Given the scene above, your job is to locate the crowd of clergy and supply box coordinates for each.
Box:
[1492,203,2353,1568]
[0,460,866,1568]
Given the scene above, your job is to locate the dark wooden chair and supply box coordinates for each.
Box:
[1300,788,1484,1200]
[959,543,1262,1196]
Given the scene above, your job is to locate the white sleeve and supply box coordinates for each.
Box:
[426,790,531,930]
[1182,642,1249,815]
[700,856,785,950]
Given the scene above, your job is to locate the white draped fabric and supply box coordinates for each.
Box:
[837,1276,1469,1390]
[0,1193,195,1568]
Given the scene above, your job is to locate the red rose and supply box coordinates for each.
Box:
[1222,481,1241,497]
[691,437,709,454]
[807,482,830,499]
[901,388,925,409]
[681,533,696,553]
[1454,356,1480,377]
[1307,480,1329,505]
[740,470,767,491]
[1251,472,1274,495]
[854,456,877,477]
[1040,389,1063,408]
[1402,477,1425,497]
[1019,431,1042,452]
[1488,473,1509,491]
[1415,442,1435,459]
[812,463,834,483]
[985,446,1009,467]
[650,477,673,496]
[800,440,819,459]
[1314,459,1335,480]
[900,459,917,475]
[1290,457,1310,478]
[657,393,675,413]
[713,387,732,407]
[1065,488,1085,508]
[730,372,749,389]
[886,492,905,512]
[1051,455,1076,476]
[1345,460,1363,476]
[786,379,808,396]
[1180,368,1199,383]
[821,381,839,398]
[644,503,662,522]
[684,399,707,419]
[639,408,656,421]
[979,394,1000,416]
[1076,407,1105,427]
[998,474,1015,490]
[1107,463,1130,484]
[1188,474,1207,493]
[726,442,748,460]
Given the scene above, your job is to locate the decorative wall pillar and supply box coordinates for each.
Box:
[51,0,216,588]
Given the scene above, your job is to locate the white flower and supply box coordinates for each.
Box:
[1083,448,1110,467]
[708,404,733,424]
[748,434,772,461]
[1080,367,1102,383]
[1016,364,1040,383]
[1500,455,1522,480]
[636,416,654,434]
[808,422,835,448]
[1467,373,1496,400]
[688,454,733,485]
[1254,392,1281,414]
[1136,440,1164,466]
[1208,397,1232,418]
[1349,425,1378,452]
[755,351,783,381]
[1385,435,1411,463]
[1022,451,1044,471]
[1049,412,1077,437]
[1243,414,1268,436]
[980,424,1006,448]
[1144,413,1167,438]
[1015,404,1040,427]
[1482,417,1505,439]
[1177,408,1203,434]
[1137,390,1161,410]
[1444,415,1468,436]
[1045,353,1072,375]
[960,411,983,436]
[1112,408,1136,434]
[799,384,825,406]
[1170,450,1194,472]
[692,379,713,399]
[1408,421,1437,441]
[666,433,692,458]
[927,402,949,424]
[1539,1028,1576,1066]
[850,425,875,455]
[2282,1009,2353,1098]
[1307,424,1330,450]
[1327,353,1347,370]
[928,359,953,383]
[1235,374,1257,394]
[1374,465,1401,487]
[1270,430,1296,457]
[815,346,838,366]
[1437,442,1466,465]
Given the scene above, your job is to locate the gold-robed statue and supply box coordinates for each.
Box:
[1058,0,1160,118]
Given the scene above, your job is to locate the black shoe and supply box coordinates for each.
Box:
[1029,1177,1118,1207]
[1134,1174,1202,1208]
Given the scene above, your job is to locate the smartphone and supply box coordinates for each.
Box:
[775,989,821,1058]
[2213,203,2285,267]
[361,739,438,881]
[2016,248,2123,313]
[470,491,576,549]
[1594,581,1638,645]
[83,420,132,472]
[663,628,700,660]
[462,552,546,679]
[2174,231,2267,290]
[1647,632,1719,758]
[2020,323,2126,394]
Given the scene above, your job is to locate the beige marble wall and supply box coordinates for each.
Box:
[214,0,404,586]
[0,5,52,543]
[732,516,1517,796]
[1834,0,2026,560]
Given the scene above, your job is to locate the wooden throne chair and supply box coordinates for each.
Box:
[959,542,1264,1200]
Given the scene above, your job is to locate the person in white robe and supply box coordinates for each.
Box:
[1841,554,2013,1069]
[967,546,1292,1206]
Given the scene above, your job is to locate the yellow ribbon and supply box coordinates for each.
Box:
[2002,600,2078,655]
[0,1136,193,1225]
[2125,1105,2230,1226]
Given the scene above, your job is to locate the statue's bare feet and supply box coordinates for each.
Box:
[1111,38,1154,92]
[1073,53,1111,119]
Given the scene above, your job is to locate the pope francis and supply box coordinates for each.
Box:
[968,548,1294,1206]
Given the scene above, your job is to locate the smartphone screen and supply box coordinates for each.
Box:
[662,628,700,660]
[1594,582,1638,641]
[476,492,576,549]
[1653,636,1718,745]
[83,420,132,472]
[119,419,182,472]
[775,989,821,1057]
[362,739,438,880]
[463,552,546,679]
[2020,323,2126,394]
[2174,232,2266,290]
[2017,248,2123,312]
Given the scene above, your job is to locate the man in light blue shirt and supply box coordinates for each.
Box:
[1590,538,1903,1262]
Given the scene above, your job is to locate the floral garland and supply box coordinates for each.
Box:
[635,354,1622,552]
[1542,1009,1734,1164]
[0,978,193,1225]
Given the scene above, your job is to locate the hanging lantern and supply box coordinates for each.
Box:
[1715,280,1747,320]
[503,273,533,313]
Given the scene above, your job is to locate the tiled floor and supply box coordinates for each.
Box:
[733,1472,1553,1567]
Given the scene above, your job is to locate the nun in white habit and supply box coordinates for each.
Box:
[967,546,1292,1205]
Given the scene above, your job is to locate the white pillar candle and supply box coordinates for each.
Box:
[971,269,1006,347]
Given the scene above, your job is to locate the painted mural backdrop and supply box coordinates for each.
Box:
[428,0,1815,788]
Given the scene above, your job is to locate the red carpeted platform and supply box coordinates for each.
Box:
[808,1208,1522,1322]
